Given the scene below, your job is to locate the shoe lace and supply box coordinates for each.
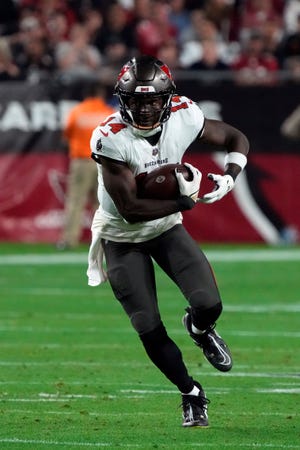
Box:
[181,394,210,410]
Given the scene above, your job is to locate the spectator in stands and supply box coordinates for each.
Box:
[157,41,182,70]
[284,0,300,34]
[98,35,134,87]
[179,13,235,68]
[55,23,102,81]
[231,31,279,85]
[186,38,230,73]
[277,13,300,68]
[179,8,206,45]
[93,3,136,57]
[203,0,235,41]
[57,80,115,250]
[9,14,55,82]
[45,10,70,48]
[16,0,75,53]
[102,36,132,70]
[20,0,76,30]
[168,0,192,37]
[135,0,177,57]
[259,19,283,56]
[239,0,283,43]
[127,0,153,28]
[11,13,45,50]
[14,37,55,83]
[81,8,104,46]
[0,37,21,81]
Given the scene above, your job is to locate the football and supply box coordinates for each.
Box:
[136,163,192,200]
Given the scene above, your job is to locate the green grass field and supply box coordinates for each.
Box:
[0,242,299,449]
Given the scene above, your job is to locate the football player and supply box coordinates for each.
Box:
[88,55,249,427]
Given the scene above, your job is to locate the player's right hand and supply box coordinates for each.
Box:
[175,163,202,202]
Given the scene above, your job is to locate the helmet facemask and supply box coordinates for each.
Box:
[120,92,173,130]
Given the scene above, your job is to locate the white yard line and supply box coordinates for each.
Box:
[1,303,300,313]
[1,409,165,417]
[0,249,300,265]
[0,439,111,448]
[0,358,300,372]
[225,304,300,313]
[38,393,96,399]
[0,378,299,386]
[0,360,299,374]
[1,381,300,401]
[1,325,300,337]
[3,408,298,418]
[0,344,296,353]
[120,386,300,394]
[0,439,298,448]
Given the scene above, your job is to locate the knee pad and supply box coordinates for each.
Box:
[139,322,168,346]
[189,288,221,311]
[130,311,161,335]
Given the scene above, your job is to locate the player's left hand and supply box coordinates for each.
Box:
[199,173,235,204]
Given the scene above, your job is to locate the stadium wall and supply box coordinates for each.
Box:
[0,81,299,244]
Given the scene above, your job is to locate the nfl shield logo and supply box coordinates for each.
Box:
[152,147,158,156]
[96,139,102,151]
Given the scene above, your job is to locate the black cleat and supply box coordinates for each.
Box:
[183,307,232,372]
[181,382,210,427]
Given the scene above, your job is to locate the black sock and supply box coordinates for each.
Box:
[140,322,194,393]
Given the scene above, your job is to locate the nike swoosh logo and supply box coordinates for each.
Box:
[100,130,108,137]
[209,335,232,366]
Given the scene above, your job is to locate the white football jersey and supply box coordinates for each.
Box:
[90,95,205,243]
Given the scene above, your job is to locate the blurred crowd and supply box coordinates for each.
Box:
[0,0,300,86]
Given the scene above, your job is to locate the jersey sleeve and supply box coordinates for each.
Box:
[90,113,127,163]
[179,96,205,137]
[170,96,205,146]
[191,101,205,137]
